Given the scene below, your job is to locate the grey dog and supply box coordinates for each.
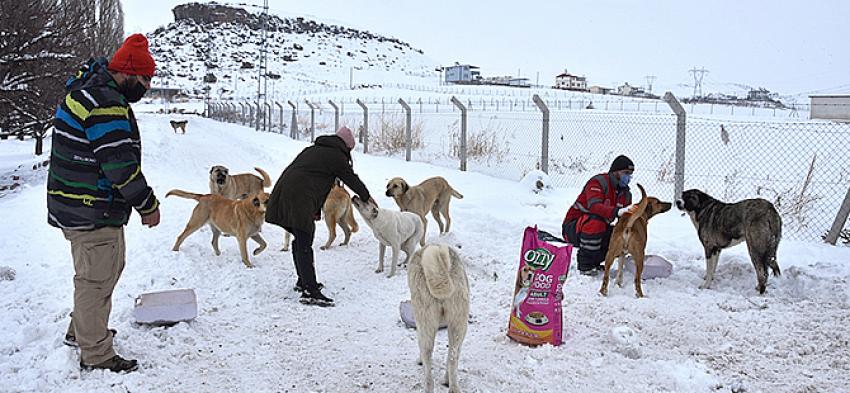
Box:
[676,189,781,294]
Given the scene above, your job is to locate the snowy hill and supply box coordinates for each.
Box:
[1,112,849,392]
[148,2,439,99]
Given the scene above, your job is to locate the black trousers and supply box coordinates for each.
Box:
[285,227,320,293]
[563,219,613,272]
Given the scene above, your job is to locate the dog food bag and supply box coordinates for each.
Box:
[507,226,572,347]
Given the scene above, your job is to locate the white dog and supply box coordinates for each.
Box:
[408,244,469,393]
[352,196,423,278]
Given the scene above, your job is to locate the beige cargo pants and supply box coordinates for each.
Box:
[62,226,125,365]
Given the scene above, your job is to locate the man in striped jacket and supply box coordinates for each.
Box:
[562,155,637,275]
[48,34,159,373]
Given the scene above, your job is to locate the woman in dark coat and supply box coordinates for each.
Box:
[266,127,371,307]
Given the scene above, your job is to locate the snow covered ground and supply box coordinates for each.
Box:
[1,114,849,392]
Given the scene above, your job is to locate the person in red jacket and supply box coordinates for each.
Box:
[562,155,637,275]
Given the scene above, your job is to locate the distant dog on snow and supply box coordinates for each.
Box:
[408,244,469,393]
[676,189,782,293]
[170,120,188,134]
[352,196,423,278]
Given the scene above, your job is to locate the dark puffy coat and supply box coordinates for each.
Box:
[562,173,632,236]
[266,135,370,233]
[47,57,158,230]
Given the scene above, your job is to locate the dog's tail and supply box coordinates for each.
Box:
[451,188,464,199]
[623,184,648,241]
[255,167,272,188]
[422,245,456,300]
[766,213,782,277]
[346,204,359,233]
[166,189,204,200]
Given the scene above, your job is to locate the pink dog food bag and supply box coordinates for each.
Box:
[507,226,572,346]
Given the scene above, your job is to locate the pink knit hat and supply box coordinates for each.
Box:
[336,126,355,149]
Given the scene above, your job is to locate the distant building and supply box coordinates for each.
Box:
[482,76,531,88]
[810,94,850,121]
[616,82,646,96]
[747,88,772,101]
[148,87,184,102]
[555,70,588,91]
[589,85,613,95]
[443,63,481,84]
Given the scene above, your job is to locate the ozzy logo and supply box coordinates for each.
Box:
[523,248,554,270]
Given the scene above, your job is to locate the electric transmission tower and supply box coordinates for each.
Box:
[256,0,270,131]
[689,67,708,98]
[644,75,657,93]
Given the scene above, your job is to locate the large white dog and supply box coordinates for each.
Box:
[352,196,424,278]
[408,244,469,393]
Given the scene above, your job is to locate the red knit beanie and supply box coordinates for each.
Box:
[108,34,156,77]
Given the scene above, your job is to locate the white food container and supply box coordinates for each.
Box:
[133,288,198,325]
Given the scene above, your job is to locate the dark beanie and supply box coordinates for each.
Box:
[609,155,634,172]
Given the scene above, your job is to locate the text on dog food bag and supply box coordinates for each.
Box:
[507,226,572,346]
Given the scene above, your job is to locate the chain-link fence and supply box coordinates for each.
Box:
[207,94,850,243]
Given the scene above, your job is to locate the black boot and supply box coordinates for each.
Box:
[299,289,334,307]
[80,355,139,373]
[293,281,324,293]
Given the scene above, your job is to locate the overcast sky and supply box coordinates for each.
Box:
[125,0,850,97]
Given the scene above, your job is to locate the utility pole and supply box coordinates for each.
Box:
[645,75,657,93]
[688,67,708,98]
[255,0,270,131]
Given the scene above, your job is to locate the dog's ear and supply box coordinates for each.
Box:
[209,167,215,174]
[401,181,409,193]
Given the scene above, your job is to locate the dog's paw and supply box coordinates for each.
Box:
[699,281,712,290]
[253,248,265,256]
[375,267,383,273]
[172,247,179,252]
[319,245,329,250]
[280,247,289,252]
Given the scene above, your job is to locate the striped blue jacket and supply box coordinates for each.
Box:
[47,58,158,230]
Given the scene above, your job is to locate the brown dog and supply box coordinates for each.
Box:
[170,120,188,134]
[209,166,272,200]
[168,189,269,268]
[385,176,463,246]
[599,184,672,298]
[281,182,360,251]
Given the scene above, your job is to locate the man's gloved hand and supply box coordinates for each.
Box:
[313,212,321,221]
[617,204,639,217]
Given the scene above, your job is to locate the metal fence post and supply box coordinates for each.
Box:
[399,98,412,161]
[264,102,272,132]
[532,94,550,174]
[305,100,315,141]
[275,101,284,133]
[328,100,339,132]
[356,99,369,153]
[825,186,850,245]
[287,100,298,138]
[255,102,262,131]
[451,96,467,172]
[239,103,246,125]
[663,92,687,200]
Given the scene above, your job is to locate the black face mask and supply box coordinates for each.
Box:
[119,78,148,103]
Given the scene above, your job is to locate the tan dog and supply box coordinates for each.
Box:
[599,184,672,298]
[281,182,359,251]
[385,176,463,246]
[170,120,188,134]
[168,189,269,268]
[209,165,272,200]
[408,245,469,393]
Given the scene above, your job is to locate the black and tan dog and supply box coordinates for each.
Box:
[168,189,269,268]
[676,189,781,294]
[208,165,271,200]
[600,184,672,298]
[170,120,188,134]
[385,176,463,246]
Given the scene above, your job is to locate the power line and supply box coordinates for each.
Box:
[644,75,656,93]
[689,67,709,98]
[255,0,269,131]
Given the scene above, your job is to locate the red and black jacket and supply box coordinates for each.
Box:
[563,173,632,236]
